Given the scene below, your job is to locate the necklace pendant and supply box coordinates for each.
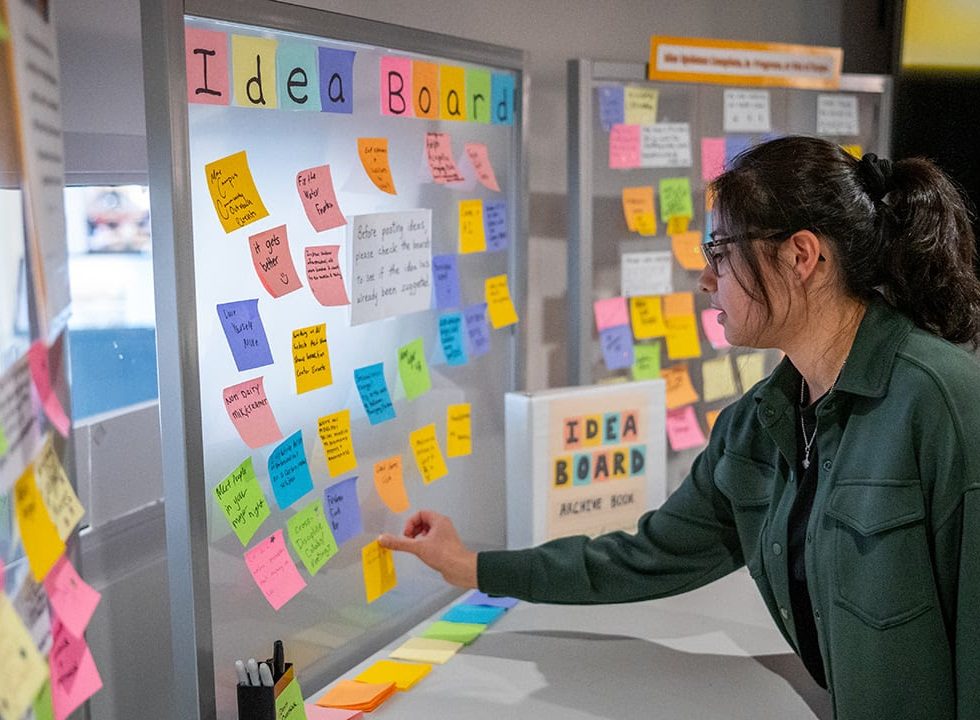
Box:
[802,457,810,470]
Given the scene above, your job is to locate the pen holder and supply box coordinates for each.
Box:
[268,661,295,696]
[236,682,274,720]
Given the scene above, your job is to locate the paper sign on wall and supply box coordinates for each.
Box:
[292,323,333,394]
[409,424,448,484]
[374,456,409,513]
[297,165,347,232]
[305,245,350,306]
[214,456,270,545]
[357,138,397,194]
[362,540,397,603]
[724,89,771,132]
[249,225,303,298]
[817,94,859,136]
[439,65,467,121]
[318,410,358,477]
[353,363,396,425]
[324,476,362,545]
[287,498,338,575]
[446,403,472,457]
[223,377,283,448]
[639,123,692,168]
[268,431,314,510]
[217,299,274,371]
[245,529,307,611]
[204,150,269,233]
[485,275,519,329]
[397,338,432,400]
[14,465,64,581]
[621,251,672,297]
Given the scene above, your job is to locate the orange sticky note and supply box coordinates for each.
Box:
[459,199,487,253]
[413,61,439,119]
[485,274,519,329]
[318,679,396,711]
[204,150,269,233]
[446,403,472,457]
[357,137,397,194]
[14,465,65,582]
[292,323,333,394]
[318,410,357,477]
[666,215,690,235]
[664,292,696,318]
[621,186,657,236]
[629,296,667,339]
[362,540,397,604]
[439,65,467,121]
[661,364,700,410]
[410,424,448,484]
[374,456,410,513]
[671,231,706,270]
[705,409,722,431]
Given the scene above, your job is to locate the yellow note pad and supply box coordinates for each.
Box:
[624,85,659,125]
[409,424,448,484]
[446,403,472,458]
[0,596,49,720]
[661,364,700,410]
[736,352,768,391]
[621,186,657,236]
[629,296,667,339]
[204,150,270,233]
[485,274,519,329]
[356,659,432,691]
[232,35,278,108]
[458,199,487,253]
[389,637,463,665]
[357,137,397,194]
[35,434,85,540]
[362,540,397,603]
[701,355,738,402]
[292,323,333,394]
[14,465,65,581]
[318,410,357,477]
[670,231,706,271]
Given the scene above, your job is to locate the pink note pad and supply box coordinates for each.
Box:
[305,245,351,306]
[50,621,103,720]
[248,225,303,298]
[28,340,70,437]
[379,55,413,117]
[701,137,726,182]
[666,406,707,452]
[700,309,731,349]
[609,124,641,169]
[305,705,364,720]
[464,142,500,191]
[223,377,284,449]
[425,132,465,183]
[297,165,347,232]
[43,556,101,640]
[244,529,307,611]
[593,296,629,332]
[185,27,229,106]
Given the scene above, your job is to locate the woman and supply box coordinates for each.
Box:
[379,136,980,719]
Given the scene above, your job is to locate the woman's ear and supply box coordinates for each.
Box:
[785,230,823,282]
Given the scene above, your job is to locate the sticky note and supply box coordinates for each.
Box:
[463,591,518,608]
[432,254,462,309]
[185,27,229,105]
[410,424,448,484]
[297,165,346,231]
[671,231,706,270]
[389,637,463,665]
[305,706,363,720]
[484,201,509,251]
[464,303,491,357]
[666,406,707,451]
[621,186,657,236]
[292,323,333,394]
[632,342,662,380]
[701,309,731,349]
[275,679,307,720]
[232,35,278,108]
[14,465,64,581]
[213,456,270,545]
[464,142,500,191]
[380,55,413,117]
[268,430,314,510]
[397,338,432,400]
[317,410,358,477]
[374,456,409,514]
[362,540,397,603]
[318,47,355,113]
[34,436,84,541]
[248,225,303,298]
[443,604,505,625]
[223,377,283,448]
[665,314,702,360]
[600,325,634,370]
[421,620,486,645]
[841,144,863,159]
[609,123,640,169]
[217,299,274,371]
[466,68,492,123]
[204,150,269,232]
[245,529,307,610]
[43,555,101,639]
[706,409,722,431]
[726,135,754,163]
[593,296,629,332]
[659,177,694,222]
[49,620,103,720]
[287,498,338,575]
[459,199,486,254]
[33,681,54,720]
[357,659,431,691]
[736,352,768,390]
[491,72,515,125]
[439,313,469,366]
[701,137,726,182]
[324,476,362,546]
[27,340,70,437]
[446,403,472,458]
[724,89,771,133]
[277,41,320,111]
[661,364,700,410]
[624,85,659,125]
[629,296,667,339]
[667,215,690,235]
[0,595,48,720]
[485,275,519,329]
[702,355,738,402]
[413,61,439,119]
[305,245,350,306]
[597,85,625,131]
[357,137,396,194]
[439,65,466,120]
[621,251,673,297]
[353,363,396,425]
[664,291,695,318]
[425,132,465,183]
[318,680,395,712]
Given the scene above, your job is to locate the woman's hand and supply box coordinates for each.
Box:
[378,510,478,589]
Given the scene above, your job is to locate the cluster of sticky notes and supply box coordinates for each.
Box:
[608,122,693,170]
[458,198,510,254]
[593,297,633,371]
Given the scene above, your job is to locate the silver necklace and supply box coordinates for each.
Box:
[799,362,845,470]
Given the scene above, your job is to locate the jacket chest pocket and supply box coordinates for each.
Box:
[714,452,775,578]
[827,481,934,630]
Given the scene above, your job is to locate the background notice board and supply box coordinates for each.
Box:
[150,5,525,716]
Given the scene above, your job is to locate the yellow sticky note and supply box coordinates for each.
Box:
[485,274,519,329]
[661,364,700,410]
[841,144,863,159]
[357,137,397,194]
[439,65,467,121]
[35,435,85,541]
[446,403,472,457]
[204,150,270,233]
[663,292,701,360]
[317,410,357,477]
[410,424,448,484]
[362,540,397,603]
[624,85,659,125]
[705,409,722,432]
[621,186,657,236]
[232,35,278,109]
[390,637,463,665]
[292,323,333,394]
[666,215,691,235]
[670,231,706,271]
[356,659,432,691]
[14,465,65,581]
[459,199,487,253]
[629,296,667,339]
[701,355,738,402]
[736,352,768,391]
[0,596,49,720]
[663,291,695,318]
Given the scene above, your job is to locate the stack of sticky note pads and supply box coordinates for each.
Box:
[316,680,397,713]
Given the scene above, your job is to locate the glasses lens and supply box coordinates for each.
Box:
[700,243,719,273]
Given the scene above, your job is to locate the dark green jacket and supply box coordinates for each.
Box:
[480,298,980,719]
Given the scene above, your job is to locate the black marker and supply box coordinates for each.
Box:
[273,639,284,680]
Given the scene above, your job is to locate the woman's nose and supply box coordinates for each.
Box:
[698,264,717,294]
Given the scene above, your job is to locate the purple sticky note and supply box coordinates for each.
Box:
[318,47,355,113]
[464,590,518,609]
[484,201,508,252]
[726,135,754,163]
[217,299,273,371]
[432,255,462,309]
[600,325,634,370]
[324,476,362,545]
[597,85,625,131]
[464,303,491,358]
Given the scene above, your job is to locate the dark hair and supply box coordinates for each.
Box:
[710,135,980,346]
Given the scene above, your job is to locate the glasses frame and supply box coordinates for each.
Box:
[700,229,795,274]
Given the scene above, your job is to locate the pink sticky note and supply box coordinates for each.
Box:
[666,406,708,452]
[464,143,500,191]
[223,377,284,449]
[28,340,70,437]
[701,137,726,182]
[425,132,465,183]
[297,165,347,232]
[244,529,307,611]
[379,55,413,117]
[700,309,731,349]
[305,705,364,720]
[43,556,101,640]
[50,620,103,720]
[185,27,229,106]
[609,124,641,169]
[593,297,629,332]
[305,245,350,306]
[248,225,303,298]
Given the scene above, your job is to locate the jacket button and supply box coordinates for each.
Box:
[780,607,789,620]
[806,533,813,543]
[814,609,821,620]
[772,543,782,556]
[822,460,832,471]
[764,408,775,418]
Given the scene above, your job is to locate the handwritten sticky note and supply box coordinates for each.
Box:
[49,620,104,720]
[629,296,667,339]
[268,431,314,510]
[277,41,320,112]
[292,323,333,394]
[700,309,731,349]
[421,620,486,645]
[621,251,673,297]
[432,255,462,309]
[464,303,491,357]
[661,364,700,410]
[609,123,640,169]
[390,637,463,665]
[357,660,431,691]
[380,55,414,117]
[624,85,659,125]
[425,132,465,183]
[217,299,274,371]
[248,225,303,298]
[485,275,519,329]
[705,409,722,432]
[34,436,84,541]
[600,325,634,370]
[204,151,269,232]
[702,355,738,402]
[464,142,500,191]
[459,199,486,254]
[701,137,726,182]
[659,177,694,221]
[14,465,64,581]
[325,476,362,545]
[27,340,70,437]
[317,410,357,477]
[374,456,409,513]
[671,231,706,270]
[410,424,448,484]
[223,377,283,448]
[275,679,308,720]
[666,406,707,451]
[354,363,396,425]
[593,296,629,332]
[287,498,338,575]
[413,61,439,118]
[245,529,307,610]
[439,313,469,367]
[362,540,397,603]
[214,456,270,545]
[597,85,625,131]
[357,138,396,194]
[484,201,509,251]
[443,604,506,625]
[621,186,657,236]
[185,27,229,105]
[632,342,661,380]
[0,596,48,720]
[439,65,467,120]
[43,555,101,640]
[297,165,346,232]
[318,47,355,113]
[724,89,771,132]
[305,245,350,306]
[665,314,702,360]
[446,403,472,458]
[232,35,278,108]
[397,338,432,400]
[464,590,519,608]
[736,352,767,390]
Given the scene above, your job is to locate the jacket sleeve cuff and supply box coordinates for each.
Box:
[477,549,533,601]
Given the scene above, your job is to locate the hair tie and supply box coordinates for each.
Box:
[857,153,895,201]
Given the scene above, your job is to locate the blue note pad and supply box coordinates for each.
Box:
[216,299,274,371]
[432,254,462,309]
[439,312,469,367]
[268,430,314,510]
[463,303,491,358]
[443,604,507,625]
[597,85,625,131]
[463,591,518,609]
[600,324,634,370]
[324,476,362,545]
[484,201,508,252]
[353,362,396,424]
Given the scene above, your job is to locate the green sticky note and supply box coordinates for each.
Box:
[275,679,307,720]
[32,681,54,720]
[466,68,492,124]
[632,342,662,380]
[213,457,271,546]
[421,620,487,645]
[398,338,432,400]
[0,423,9,457]
[287,499,338,576]
[659,177,694,222]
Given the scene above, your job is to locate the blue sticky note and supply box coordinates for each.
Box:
[725,135,754,163]
[216,299,273,371]
[484,201,508,252]
[463,303,491,358]
[491,73,515,125]
[442,604,507,625]
[597,85,625,131]
[432,255,462,309]
[600,325,634,370]
[318,47,355,113]
[353,363,396,425]
[277,41,320,111]
[268,430,314,510]
[439,312,469,367]
[464,591,518,609]
[324,476,362,545]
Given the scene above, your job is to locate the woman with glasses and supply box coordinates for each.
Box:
[380,136,980,719]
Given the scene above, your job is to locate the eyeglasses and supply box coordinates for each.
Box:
[700,229,795,275]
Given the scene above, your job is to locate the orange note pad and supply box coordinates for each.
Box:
[317,680,396,712]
